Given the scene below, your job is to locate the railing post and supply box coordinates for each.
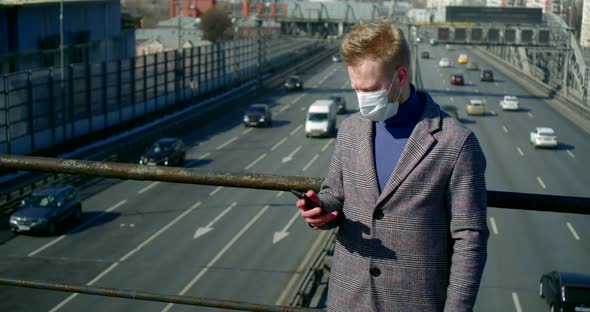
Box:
[3,73,11,154]
[164,51,169,108]
[143,54,147,116]
[117,59,122,124]
[190,47,195,98]
[102,61,108,129]
[68,64,75,141]
[154,52,158,111]
[131,57,136,120]
[85,63,92,134]
[27,70,35,152]
[197,46,202,96]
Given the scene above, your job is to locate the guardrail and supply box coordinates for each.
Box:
[0,155,589,311]
[0,40,338,219]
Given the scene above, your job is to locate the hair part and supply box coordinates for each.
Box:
[340,20,410,73]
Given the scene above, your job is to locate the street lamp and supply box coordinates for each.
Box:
[177,0,183,50]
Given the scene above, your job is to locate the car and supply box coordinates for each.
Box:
[9,185,82,235]
[421,51,430,59]
[450,74,464,85]
[285,75,303,91]
[540,271,590,312]
[481,69,494,82]
[530,127,558,148]
[243,103,272,127]
[331,54,342,62]
[466,99,486,116]
[499,95,520,111]
[139,138,186,166]
[439,58,450,68]
[457,54,468,64]
[445,44,455,51]
[429,38,437,45]
[330,95,347,114]
[466,62,479,70]
[441,105,459,119]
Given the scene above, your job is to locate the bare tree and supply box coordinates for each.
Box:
[200,6,234,43]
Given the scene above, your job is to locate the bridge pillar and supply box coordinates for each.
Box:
[338,23,343,37]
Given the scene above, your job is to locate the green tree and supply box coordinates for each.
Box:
[200,6,234,43]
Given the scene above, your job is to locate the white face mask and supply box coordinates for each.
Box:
[356,73,402,122]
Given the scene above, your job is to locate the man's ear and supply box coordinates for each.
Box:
[396,67,409,85]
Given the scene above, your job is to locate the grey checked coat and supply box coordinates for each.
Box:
[317,90,489,312]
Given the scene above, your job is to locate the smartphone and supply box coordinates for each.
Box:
[290,190,320,209]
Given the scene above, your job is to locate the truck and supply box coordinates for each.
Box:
[305,99,337,138]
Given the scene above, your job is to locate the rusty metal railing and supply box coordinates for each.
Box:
[0,278,317,312]
[1,154,589,214]
[0,154,589,311]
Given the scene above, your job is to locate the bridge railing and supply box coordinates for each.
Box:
[0,154,588,311]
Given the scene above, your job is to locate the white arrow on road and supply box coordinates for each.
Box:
[194,202,236,239]
[273,211,301,244]
[282,145,302,163]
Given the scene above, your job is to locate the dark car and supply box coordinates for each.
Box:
[140,138,186,166]
[285,75,303,91]
[421,51,430,59]
[451,74,464,85]
[481,69,494,82]
[540,271,590,311]
[243,103,272,127]
[330,96,347,114]
[9,185,82,235]
[441,105,459,119]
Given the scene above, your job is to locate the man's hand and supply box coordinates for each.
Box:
[296,190,339,229]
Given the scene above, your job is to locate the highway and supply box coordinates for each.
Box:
[0,41,589,312]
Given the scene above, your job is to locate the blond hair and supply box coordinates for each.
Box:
[340,20,410,71]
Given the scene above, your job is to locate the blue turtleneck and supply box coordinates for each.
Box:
[374,84,424,193]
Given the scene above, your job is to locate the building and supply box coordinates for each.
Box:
[170,0,215,18]
[135,16,207,54]
[581,0,590,47]
[0,0,135,73]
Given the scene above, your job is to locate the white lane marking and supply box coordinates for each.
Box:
[290,94,305,105]
[502,125,509,133]
[194,202,235,239]
[489,217,499,235]
[302,154,319,172]
[271,137,288,151]
[121,202,201,261]
[48,262,120,312]
[449,97,454,102]
[50,202,202,311]
[341,81,349,89]
[161,205,271,312]
[290,125,303,136]
[566,222,581,240]
[244,153,267,170]
[445,87,450,91]
[138,181,160,194]
[241,128,253,135]
[517,147,524,156]
[321,139,335,153]
[318,73,332,85]
[198,152,211,160]
[537,176,546,189]
[469,80,473,84]
[276,191,284,198]
[567,150,575,158]
[209,186,223,196]
[278,104,291,113]
[527,112,534,118]
[215,136,238,150]
[282,146,302,163]
[28,200,127,257]
[273,211,301,244]
[475,89,479,93]
[494,82,499,86]
[300,106,307,111]
[512,292,523,312]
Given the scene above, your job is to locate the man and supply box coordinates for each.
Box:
[296,21,489,311]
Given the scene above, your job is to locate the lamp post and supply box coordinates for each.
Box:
[177,0,183,50]
[256,17,262,89]
[60,0,64,83]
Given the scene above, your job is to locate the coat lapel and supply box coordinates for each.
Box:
[375,92,442,208]
[358,117,381,205]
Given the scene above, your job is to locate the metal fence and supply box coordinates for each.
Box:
[0,36,322,156]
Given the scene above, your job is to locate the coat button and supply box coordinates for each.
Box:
[373,209,384,220]
[370,267,381,277]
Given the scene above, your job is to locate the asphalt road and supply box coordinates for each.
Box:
[0,42,589,312]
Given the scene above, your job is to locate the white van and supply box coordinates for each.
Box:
[305,99,337,138]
